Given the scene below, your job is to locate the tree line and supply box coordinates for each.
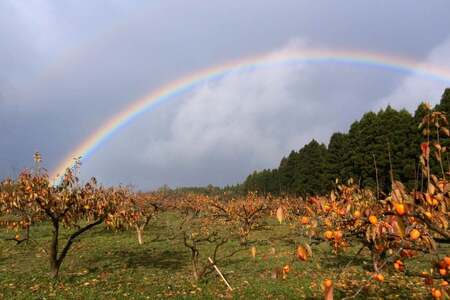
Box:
[242,88,450,196]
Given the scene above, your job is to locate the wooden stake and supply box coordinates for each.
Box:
[208,257,233,291]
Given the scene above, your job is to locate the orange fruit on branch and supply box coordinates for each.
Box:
[394,203,406,216]
[394,260,405,272]
[409,229,421,241]
[300,216,309,225]
[431,288,442,299]
[353,210,361,218]
[324,231,333,240]
[444,256,450,266]
[333,230,343,240]
[373,273,384,282]
[369,215,378,225]
[323,279,333,288]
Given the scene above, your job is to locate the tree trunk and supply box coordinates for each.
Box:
[49,218,60,279]
[48,218,103,279]
[51,262,61,279]
[25,225,30,241]
[191,250,199,281]
[136,226,144,245]
[192,260,199,281]
[372,252,379,273]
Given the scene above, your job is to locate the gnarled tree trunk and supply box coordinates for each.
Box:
[48,218,104,279]
[49,218,61,279]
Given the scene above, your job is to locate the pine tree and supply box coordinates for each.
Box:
[291,140,329,196]
[242,88,450,197]
[327,132,352,182]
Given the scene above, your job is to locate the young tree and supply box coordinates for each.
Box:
[125,191,162,245]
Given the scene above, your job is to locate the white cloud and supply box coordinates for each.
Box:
[109,40,380,187]
[144,66,301,168]
[377,37,450,111]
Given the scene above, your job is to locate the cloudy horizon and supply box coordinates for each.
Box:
[2,1,450,189]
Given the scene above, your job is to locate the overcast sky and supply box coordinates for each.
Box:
[2,1,450,189]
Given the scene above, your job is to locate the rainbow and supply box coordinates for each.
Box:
[50,48,450,184]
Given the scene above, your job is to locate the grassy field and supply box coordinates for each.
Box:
[0,212,445,299]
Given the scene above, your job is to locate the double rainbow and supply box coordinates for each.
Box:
[50,48,450,184]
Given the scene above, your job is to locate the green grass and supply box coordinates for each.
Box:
[0,213,445,299]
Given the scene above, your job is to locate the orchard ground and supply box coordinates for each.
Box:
[0,212,446,299]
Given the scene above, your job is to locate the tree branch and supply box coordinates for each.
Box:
[57,218,103,265]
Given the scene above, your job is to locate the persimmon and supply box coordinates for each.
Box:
[323,279,333,288]
[300,216,309,225]
[441,281,448,287]
[324,231,333,240]
[353,210,361,218]
[373,273,384,282]
[409,229,421,240]
[394,260,404,272]
[431,288,442,299]
[369,215,378,224]
[394,203,406,216]
[333,230,343,240]
[439,268,448,276]
[444,256,450,266]
[283,265,290,273]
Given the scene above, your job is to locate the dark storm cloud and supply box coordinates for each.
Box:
[1,0,450,188]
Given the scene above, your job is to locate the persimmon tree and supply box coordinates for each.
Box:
[209,192,269,244]
[0,156,127,279]
[173,194,234,282]
[0,176,41,244]
[288,106,450,298]
[125,191,162,245]
[0,152,45,244]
